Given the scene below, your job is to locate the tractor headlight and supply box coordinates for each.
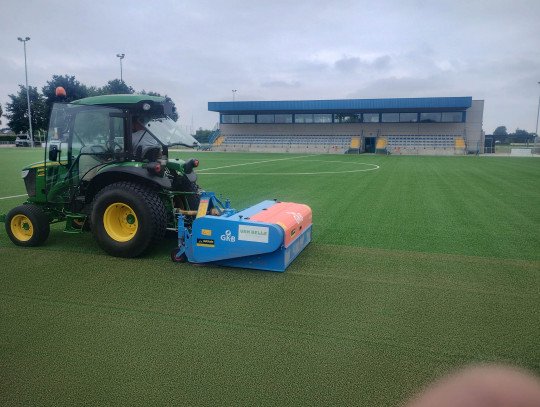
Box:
[21,170,29,179]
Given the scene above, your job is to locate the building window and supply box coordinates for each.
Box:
[335,114,361,123]
[420,112,441,123]
[257,114,274,123]
[313,114,332,123]
[441,112,463,122]
[363,113,379,123]
[238,114,255,123]
[221,114,238,124]
[381,113,399,123]
[399,113,418,123]
[274,114,293,123]
[295,114,314,123]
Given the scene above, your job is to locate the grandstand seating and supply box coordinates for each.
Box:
[214,136,225,146]
[212,133,467,155]
[375,137,388,154]
[375,138,388,149]
[214,134,353,153]
[454,137,466,149]
[382,135,465,155]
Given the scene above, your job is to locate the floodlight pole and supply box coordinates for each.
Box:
[232,89,237,102]
[18,36,34,147]
[535,81,540,138]
[116,53,125,82]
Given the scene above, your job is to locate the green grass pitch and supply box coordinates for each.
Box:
[0,148,539,406]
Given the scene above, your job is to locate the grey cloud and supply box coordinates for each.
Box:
[335,56,362,73]
[261,80,302,88]
[373,55,392,70]
[347,76,451,99]
[334,55,392,73]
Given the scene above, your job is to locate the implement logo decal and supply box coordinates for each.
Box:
[238,225,269,243]
[220,230,236,243]
[196,238,215,247]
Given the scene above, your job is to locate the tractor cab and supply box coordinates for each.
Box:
[43,96,199,204]
[46,103,126,198]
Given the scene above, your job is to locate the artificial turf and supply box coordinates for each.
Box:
[0,148,539,406]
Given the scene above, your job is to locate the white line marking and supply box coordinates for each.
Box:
[0,194,27,200]
[197,155,314,172]
[198,160,380,175]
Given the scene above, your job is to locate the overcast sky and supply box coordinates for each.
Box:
[1,0,539,133]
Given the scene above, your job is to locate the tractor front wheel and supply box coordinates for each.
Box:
[5,204,50,247]
[91,182,167,257]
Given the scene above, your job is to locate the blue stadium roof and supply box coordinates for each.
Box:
[208,97,472,113]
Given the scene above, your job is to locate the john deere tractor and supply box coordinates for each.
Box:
[2,93,202,257]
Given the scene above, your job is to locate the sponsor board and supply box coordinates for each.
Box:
[238,225,269,243]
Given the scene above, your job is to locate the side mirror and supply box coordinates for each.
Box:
[49,144,59,161]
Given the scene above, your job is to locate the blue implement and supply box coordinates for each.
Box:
[173,192,312,272]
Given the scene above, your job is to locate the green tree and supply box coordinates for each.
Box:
[510,129,534,144]
[100,79,134,95]
[194,128,213,143]
[42,75,91,118]
[493,126,507,136]
[0,104,3,126]
[5,85,47,135]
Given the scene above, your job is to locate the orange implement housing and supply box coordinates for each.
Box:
[250,202,312,247]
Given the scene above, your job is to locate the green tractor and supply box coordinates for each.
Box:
[2,93,203,257]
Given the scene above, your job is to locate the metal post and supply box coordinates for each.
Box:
[116,53,125,82]
[232,89,237,102]
[18,37,33,147]
[535,82,540,137]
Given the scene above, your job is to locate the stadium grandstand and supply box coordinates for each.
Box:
[207,97,484,155]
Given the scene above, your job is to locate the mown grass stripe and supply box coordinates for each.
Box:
[2,291,535,369]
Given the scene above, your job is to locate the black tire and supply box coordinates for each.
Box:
[173,174,201,211]
[5,204,50,247]
[91,181,167,258]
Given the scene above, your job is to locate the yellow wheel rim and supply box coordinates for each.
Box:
[103,202,138,242]
[11,214,34,242]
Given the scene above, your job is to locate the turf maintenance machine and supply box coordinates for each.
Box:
[2,89,312,269]
[171,192,312,272]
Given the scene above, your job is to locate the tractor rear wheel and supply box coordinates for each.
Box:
[91,182,167,257]
[173,174,201,211]
[5,204,50,247]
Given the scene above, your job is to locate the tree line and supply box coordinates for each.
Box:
[491,126,536,144]
[2,75,178,136]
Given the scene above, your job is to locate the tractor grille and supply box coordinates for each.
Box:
[24,168,37,197]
